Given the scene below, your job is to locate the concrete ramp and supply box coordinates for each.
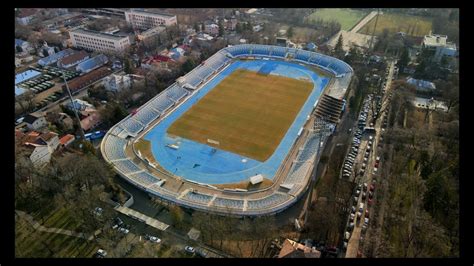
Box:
[115,205,170,231]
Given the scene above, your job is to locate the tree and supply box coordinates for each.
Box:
[123,58,133,74]
[16,45,23,53]
[169,205,184,228]
[235,22,242,33]
[181,58,196,74]
[194,23,200,32]
[287,26,294,38]
[42,48,49,57]
[334,34,344,59]
[398,47,410,73]
[218,19,225,36]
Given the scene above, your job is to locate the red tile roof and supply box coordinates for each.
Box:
[59,134,75,145]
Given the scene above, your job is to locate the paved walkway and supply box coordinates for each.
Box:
[15,210,97,241]
[114,205,170,231]
[350,11,379,33]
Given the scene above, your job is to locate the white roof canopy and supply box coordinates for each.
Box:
[250,174,264,185]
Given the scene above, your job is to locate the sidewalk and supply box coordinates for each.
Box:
[15,210,97,241]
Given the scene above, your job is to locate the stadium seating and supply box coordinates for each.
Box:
[167,85,188,102]
[183,191,213,205]
[213,197,244,209]
[120,118,144,135]
[103,135,127,161]
[272,46,287,58]
[114,159,142,174]
[109,126,124,137]
[247,193,290,210]
[252,45,271,56]
[133,105,161,127]
[150,94,175,113]
[131,171,160,186]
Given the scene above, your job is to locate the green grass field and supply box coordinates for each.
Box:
[358,13,432,37]
[167,69,313,162]
[306,8,368,31]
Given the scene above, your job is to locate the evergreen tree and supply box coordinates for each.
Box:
[218,19,225,36]
[42,48,49,57]
[16,46,23,53]
[194,23,200,33]
[334,34,344,59]
[287,26,294,38]
[397,47,410,73]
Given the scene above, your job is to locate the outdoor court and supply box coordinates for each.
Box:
[143,59,330,184]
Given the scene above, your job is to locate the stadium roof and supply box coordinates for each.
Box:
[71,28,129,40]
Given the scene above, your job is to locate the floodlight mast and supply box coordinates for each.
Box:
[62,71,86,140]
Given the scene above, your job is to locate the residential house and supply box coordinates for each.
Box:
[66,99,95,112]
[204,23,219,36]
[23,113,48,130]
[16,130,60,166]
[277,239,321,258]
[103,74,132,92]
[16,8,38,25]
[15,39,32,53]
[80,111,102,132]
[59,134,75,147]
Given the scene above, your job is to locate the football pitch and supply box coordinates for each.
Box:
[167,69,313,162]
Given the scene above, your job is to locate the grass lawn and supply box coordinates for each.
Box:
[358,12,432,37]
[306,8,368,31]
[15,215,98,258]
[167,69,313,162]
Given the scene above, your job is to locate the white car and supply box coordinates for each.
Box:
[118,227,129,234]
[96,249,107,257]
[149,236,161,243]
[184,246,195,254]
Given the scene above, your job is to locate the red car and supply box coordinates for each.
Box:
[370,184,375,192]
[368,198,374,206]
[365,209,369,217]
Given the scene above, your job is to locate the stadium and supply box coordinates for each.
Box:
[101,44,353,216]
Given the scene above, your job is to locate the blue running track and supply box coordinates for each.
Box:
[144,59,329,184]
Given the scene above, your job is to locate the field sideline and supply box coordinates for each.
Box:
[167,69,313,162]
[358,12,432,37]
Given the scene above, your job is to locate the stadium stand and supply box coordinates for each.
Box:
[120,118,144,136]
[246,193,291,210]
[182,191,213,205]
[114,159,142,174]
[103,135,127,160]
[166,84,188,102]
[101,44,352,216]
[212,197,244,209]
[130,171,160,185]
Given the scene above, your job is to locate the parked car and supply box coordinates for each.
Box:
[96,249,107,258]
[118,227,129,234]
[370,184,375,192]
[368,198,373,206]
[184,246,195,254]
[363,183,368,191]
[149,236,161,243]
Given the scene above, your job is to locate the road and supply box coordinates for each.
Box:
[344,60,395,258]
[349,10,379,33]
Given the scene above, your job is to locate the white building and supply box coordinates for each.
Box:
[66,99,95,112]
[69,28,131,53]
[422,33,457,62]
[23,113,48,130]
[103,74,132,92]
[204,23,219,36]
[412,97,448,112]
[19,130,60,167]
[137,25,166,41]
[125,9,177,30]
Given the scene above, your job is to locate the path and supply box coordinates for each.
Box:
[350,11,378,33]
[115,205,170,231]
[15,210,98,241]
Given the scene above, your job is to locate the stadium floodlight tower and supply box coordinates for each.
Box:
[62,71,86,141]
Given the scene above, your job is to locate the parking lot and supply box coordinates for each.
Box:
[340,61,396,257]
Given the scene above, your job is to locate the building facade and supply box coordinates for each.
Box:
[69,28,131,53]
[422,34,457,62]
[125,9,177,30]
[103,74,132,92]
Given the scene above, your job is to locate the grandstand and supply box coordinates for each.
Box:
[101,44,353,216]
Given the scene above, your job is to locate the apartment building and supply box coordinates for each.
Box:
[69,28,131,53]
[125,9,177,30]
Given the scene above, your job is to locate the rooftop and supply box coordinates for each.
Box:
[128,9,175,18]
[59,134,75,145]
[58,50,89,66]
[423,34,448,47]
[71,28,129,41]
